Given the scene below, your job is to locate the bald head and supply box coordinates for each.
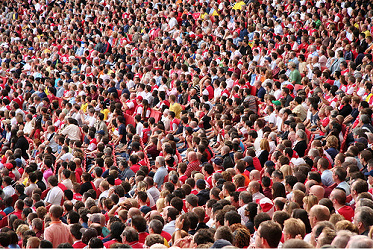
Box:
[188,151,197,161]
[249,181,260,193]
[250,170,260,181]
[128,207,141,218]
[309,205,330,227]
[309,185,325,201]
[330,189,346,205]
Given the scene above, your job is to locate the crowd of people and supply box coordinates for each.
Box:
[0,0,373,248]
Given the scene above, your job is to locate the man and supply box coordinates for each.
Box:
[237,191,252,224]
[70,223,86,248]
[330,188,354,221]
[353,206,373,236]
[153,156,168,189]
[2,176,15,198]
[185,151,201,177]
[248,181,265,201]
[118,160,135,181]
[163,207,178,236]
[304,205,330,242]
[60,118,82,142]
[293,130,307,157]
[44,205,73,247]
[45,176,64,206]
[255,220,282,248]
[317,158,334,187]
[283,218,306,241]
[122,227,144,248]
[288,62,301,85]
[14,130,29,159]
[221,146,234,170]
[332,167,350,195]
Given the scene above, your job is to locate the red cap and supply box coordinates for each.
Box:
[287,84,294,90]
[136,96,143,101]
[5,163,13,170]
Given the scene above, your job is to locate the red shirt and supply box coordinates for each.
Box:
[161,231,172,242]
[72,241,87,248]
[337,205,354,222]
[129,241,144,248]
[138,232,149,244]
[104,239,119,248]
[130,164,140,173]
[185,160,201,177]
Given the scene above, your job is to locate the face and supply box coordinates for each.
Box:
[255,226,264,248]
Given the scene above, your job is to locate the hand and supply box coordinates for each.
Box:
[175,216,184,230]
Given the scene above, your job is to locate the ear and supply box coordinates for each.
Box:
[262,237,269,248]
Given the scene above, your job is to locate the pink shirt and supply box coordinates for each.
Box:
[44,221,73,248]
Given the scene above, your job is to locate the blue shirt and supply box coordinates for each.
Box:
[154,166,168,189]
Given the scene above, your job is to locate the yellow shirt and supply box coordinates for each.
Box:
[81,103,88,113]
[170,102,182,119]
[233,1,245,10]
[100,109,110,121]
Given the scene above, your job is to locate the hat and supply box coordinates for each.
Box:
[140,206,152,215]
[136,96,143,101]
[243,156,253,165]
[196,179,206,190]
[355,137,368,146]
[4,163,13,170]
[211,239,232,248]
[284,120,292,125]
[264,56,272,63]
[286,84,294,90]
[272,100,281,106]
[364,170,373,177]
[97,130,105,135]
[15,158,22,167]
[211,157,223,166]
[257,197,274,217]
[264,161,275,168]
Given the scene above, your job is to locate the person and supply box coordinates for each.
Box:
[255,220,282,248]
[45,176,64,206]
[44,205,73,247]
[153,156,168,189]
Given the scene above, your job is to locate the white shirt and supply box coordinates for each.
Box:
[60,153,74,162]
[163,220,176,235]
[45,186,64,205]
[3,185,15,198]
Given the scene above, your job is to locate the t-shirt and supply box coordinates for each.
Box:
[118,124,127,144]
[337,205,354,222]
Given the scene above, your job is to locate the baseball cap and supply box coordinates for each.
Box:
[140,206,152,215]
[355,137,368,146]
[211,157,223,166]
[243,156,253,165]
[287,84,294,90]
[272,100,281,106]
[136,96,143,101]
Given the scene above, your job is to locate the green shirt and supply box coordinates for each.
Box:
[289,69,302,85]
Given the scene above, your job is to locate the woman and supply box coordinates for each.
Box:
[244,202,258,234]
[257,139,270,168]
[292,208,312,234]
[325,135,339,160]
[272,182,286,199]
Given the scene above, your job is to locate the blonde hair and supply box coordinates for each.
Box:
[280,164,293,177]
[156,198,166,214]
[260,138,270,152]
[303,194,318,212]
